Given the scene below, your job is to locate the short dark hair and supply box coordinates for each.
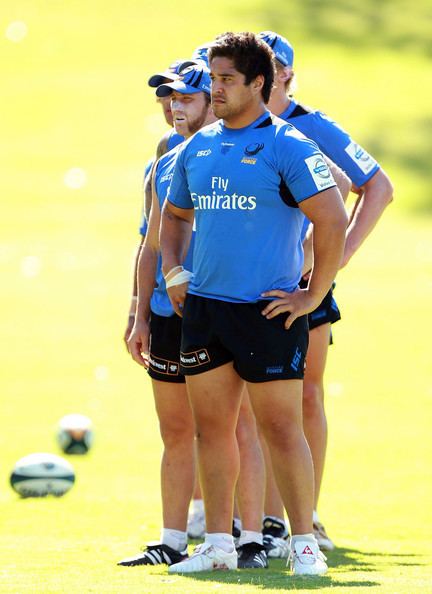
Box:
[208,32,275,104]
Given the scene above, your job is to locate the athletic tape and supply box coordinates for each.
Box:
[165,269,193,289]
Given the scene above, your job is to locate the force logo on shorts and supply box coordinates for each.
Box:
[149,355,180,376]
[180,349,211,367]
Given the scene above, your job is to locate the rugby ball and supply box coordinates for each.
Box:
[57,413,94,455]
[10,453,75,497]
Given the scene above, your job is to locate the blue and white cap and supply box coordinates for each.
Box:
[191,42,211,67]
[148,58,190,88]
[156,64,211,97]
[258,31,294,67]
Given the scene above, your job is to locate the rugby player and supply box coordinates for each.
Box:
[118,64,215,567]
[258,30,394,552]
[123,59,186,349]
[160,32,348,576]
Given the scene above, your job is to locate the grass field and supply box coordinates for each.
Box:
[1,1,432,592]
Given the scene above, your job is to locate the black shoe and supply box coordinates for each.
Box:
[117,542,188,566]
[262,516,288,539]
[237,542,268,569]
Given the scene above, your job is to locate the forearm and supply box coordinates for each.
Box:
[136,243,159,322]
[128,238,144,312]
[344,170,393,264]
[160,203,193,277]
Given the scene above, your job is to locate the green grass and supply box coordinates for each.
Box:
[1,0,432,592]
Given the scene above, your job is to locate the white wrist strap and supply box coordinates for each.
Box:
[165,269,193,289]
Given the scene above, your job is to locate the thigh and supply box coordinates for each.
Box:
[247,379,304,430]
[186,362,244,432]
[304,323,331,387]
[152,378,193,427]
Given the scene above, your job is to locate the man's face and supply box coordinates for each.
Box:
[156,94,174,126]
[170,91,209,137]
[210,57,256,121]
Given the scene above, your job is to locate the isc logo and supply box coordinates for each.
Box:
[196,149,211,157]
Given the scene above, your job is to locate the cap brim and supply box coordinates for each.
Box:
[156,81,202,97]
[148,71,177,88]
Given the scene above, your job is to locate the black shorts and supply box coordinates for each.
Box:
[179,294,309,383]
[148,312,185,383]
[299,280,341,331]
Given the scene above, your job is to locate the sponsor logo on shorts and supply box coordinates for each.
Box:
[149,355,180,376]
[196,149,212,157]
[180,349,210,367]
[266,365,284,375]
[344,141,377,174]
[290,347,303,372]
[304,155,335,191]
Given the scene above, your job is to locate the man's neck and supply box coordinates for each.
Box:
[223,103,266,129]
[267,91,291,118]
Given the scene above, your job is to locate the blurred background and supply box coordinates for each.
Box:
[1,0,432,590]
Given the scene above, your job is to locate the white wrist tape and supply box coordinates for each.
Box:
[165,269,193,289]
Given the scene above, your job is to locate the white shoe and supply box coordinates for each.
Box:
[288,538,328,576]
[313,521,335,551]
[263,534,289,558]
[169,542,238,573]
[187,508,206,539]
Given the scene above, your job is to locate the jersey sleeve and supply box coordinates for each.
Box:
[276,127,337,203]
[166,145,194,209]
[310,112,380,186]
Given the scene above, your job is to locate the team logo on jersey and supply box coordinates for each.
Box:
[241,142,264,165]
[196,149,212,157]
[304,155,335,191]
[345,141,377,174]
[244,142,264,156]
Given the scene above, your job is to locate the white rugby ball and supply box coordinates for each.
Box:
[10,453,75,497]
[57,413,94,455]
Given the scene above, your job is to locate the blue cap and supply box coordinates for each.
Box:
[148,59,190,88]
[191,42,211,67]
[258,31,294,67]
[156,64,211,97]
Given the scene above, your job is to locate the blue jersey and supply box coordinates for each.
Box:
[139,132,184,235]
[150,146,195,317]
[167,111,336,303]
[139,158,154,236]
[167,130,184,151]
[279,100,380,188]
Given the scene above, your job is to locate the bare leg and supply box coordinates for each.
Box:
[186,363,244,534]
[235,386,265,532]
[302,324,330,509]
[152,379,195,530]
[261,434,285,520]
[248,380,314,535]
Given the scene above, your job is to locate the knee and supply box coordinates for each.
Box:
[159,416,194,449]
[236,412,258,451]
[302,380,324,418]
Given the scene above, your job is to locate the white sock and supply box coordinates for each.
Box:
[313,510,320,524]
[233,517,242,533]
[238,530,263,547]
[161,528,188,551]
[205,532,234,553]
[191,499,204,514]
[291,533,316,545]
